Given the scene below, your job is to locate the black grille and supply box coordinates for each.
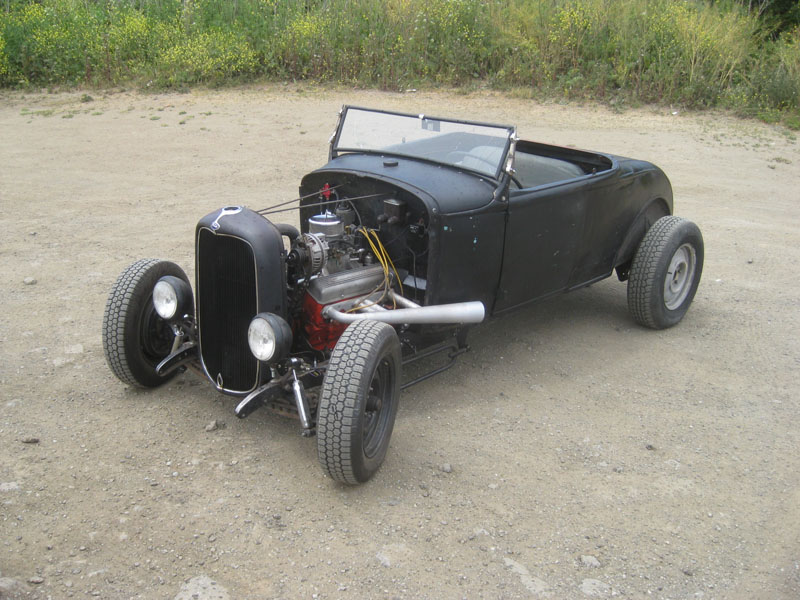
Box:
[197,229,259,392]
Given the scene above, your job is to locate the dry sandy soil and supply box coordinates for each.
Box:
[1,86,798,600]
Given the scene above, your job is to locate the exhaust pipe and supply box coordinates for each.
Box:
[322,300,485,325]
[388,290,421,309]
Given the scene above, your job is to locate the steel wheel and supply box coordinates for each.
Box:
[139,301,175,362]
[363,358,394,458]
[663,243,697,310]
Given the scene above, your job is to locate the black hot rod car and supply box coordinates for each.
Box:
[102,106,703,484]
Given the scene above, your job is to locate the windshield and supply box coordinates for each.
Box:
[333,106,515,179]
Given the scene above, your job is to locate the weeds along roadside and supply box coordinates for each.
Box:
[0,0,798,128]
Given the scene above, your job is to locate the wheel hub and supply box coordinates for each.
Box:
[140,301,174,362]
[663,243,696,310]
[363,359,391,458]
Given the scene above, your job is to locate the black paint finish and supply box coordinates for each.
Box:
[300,140,672,318]
[195,207,287,394]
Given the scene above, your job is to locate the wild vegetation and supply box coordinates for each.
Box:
[1,0,798,126]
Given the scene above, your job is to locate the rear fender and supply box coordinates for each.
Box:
[614,198,671,280]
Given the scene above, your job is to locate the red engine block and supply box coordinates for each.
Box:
[302,293,350,352]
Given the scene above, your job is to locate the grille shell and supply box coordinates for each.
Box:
[197,228,260,393]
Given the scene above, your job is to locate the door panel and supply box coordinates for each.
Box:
[495,183,587,312]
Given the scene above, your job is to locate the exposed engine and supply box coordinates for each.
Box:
[285,203,405,352]
[270,175,483,355]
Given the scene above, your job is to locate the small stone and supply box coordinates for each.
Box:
[580,555,601,568]
[645,444,656,451]
[23,277,37,285]
[683,568,694,576]
[205,420,220,432]
[28,576,44,584]
[208,534,216,542]
[488,483,499,490]
[376,552,391,567]
[747,259,753,264]
[440,463,452,473]
[21,437,40,444]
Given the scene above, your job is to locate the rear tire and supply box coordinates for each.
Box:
[317,320,402,484]
[102,259,191,387]
[627,216,704,329]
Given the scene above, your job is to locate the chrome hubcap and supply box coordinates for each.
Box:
[664,243,696,310]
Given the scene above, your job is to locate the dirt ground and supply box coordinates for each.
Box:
[1,85,798,600]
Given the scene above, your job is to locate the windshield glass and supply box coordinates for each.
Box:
[334,107,514,178]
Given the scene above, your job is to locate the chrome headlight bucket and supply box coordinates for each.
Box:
[153,276,192,321]
[247,313,292,362]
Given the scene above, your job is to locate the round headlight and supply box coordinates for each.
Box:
[248,313,292,362]
[248,317,276,361]
[152,276,192,321]
[153,279,179,320]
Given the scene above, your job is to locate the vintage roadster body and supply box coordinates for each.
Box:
[102,106,704,483]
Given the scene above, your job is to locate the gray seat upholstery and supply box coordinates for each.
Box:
[513,152,585,188]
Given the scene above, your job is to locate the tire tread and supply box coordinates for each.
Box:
[103,258,192,388]
[102,259,164,387]
[317,320,398,484]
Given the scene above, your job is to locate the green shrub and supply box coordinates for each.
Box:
[0,22,8,83]
[157,29,257,86]
[0,0,797,122]
[759,29,800,110]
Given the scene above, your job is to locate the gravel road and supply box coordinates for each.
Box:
[1,86,798,599]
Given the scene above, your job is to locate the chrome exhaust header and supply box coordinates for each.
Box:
[322,300,485,325]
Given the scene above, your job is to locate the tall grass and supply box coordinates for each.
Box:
[1,0,798,123]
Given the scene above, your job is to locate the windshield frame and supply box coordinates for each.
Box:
[330,106,516,181]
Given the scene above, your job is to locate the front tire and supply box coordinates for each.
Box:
[317,320,402,484]
[628,216,704,329]
[102,259,191,388]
